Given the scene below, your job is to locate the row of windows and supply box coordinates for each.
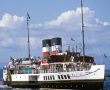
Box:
[43,75,55,80]
[15,76,26,79]
[58,74,70,80]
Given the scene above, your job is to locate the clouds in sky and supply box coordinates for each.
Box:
[29,7,110,58]
[30,7,95,30]
[31,7,110,31]
[0,7,110,66]
[0,13,25,29]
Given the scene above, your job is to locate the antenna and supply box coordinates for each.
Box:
[71,38,75,52]
[27,12,31,59]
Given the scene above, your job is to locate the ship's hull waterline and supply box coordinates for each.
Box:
[3,81,40,88]
[39,79,104,89]
[3,79,104,89]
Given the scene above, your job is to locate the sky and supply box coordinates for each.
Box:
[0,0,110,69]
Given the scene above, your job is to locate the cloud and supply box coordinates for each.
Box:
[0,7,110,64]
[31,7,110,31]
[17,37,41,49]
[0,37,13,47]
[1,7,110,49]
[20,7,110,53]
[0,13,25,29]
[95,18,110,27]
[30,7,95,30]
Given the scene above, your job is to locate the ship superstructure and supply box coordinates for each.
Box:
[3,37,105,89]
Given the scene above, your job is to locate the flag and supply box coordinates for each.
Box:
[104,54,107,58]
[10,56,14,61]
[27,12,30,20]
[37,57,41,61]
[71,38,75,41]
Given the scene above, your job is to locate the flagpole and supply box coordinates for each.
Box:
[81,0,85,61]
[27,13,31,59]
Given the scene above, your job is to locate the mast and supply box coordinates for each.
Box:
[27,12,31,59]
[81,0,85,57]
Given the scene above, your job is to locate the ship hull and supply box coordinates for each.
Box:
[39,79,104,89]
[3,81,40,88]
[3,65,105,89]
[3,79,104,89]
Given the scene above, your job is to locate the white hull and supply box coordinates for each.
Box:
[38,65,105,81]
[3,64,105,89]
